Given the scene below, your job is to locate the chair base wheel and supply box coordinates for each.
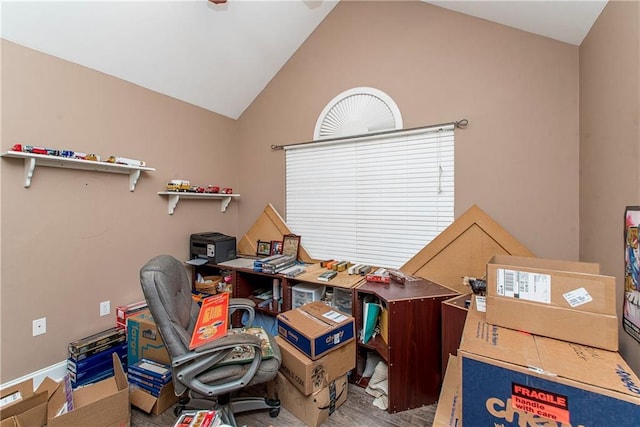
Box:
[174,405,186,417]
[269,407,280,418]
[265,398,280,406]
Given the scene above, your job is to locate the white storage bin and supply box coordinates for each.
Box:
[291,283,326,309]
[334,287,353,314]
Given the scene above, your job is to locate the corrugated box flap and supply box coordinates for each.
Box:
[535,336,640,400]
[300,301,346,325]
[1,379,33,401]
[489,255,600,274]
[459,302,541,369]
[0,392,47,421]
[461,298,640,404]
[36,377,60,399]
[129,387,157,413]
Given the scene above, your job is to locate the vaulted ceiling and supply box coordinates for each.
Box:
[1,1,607,119]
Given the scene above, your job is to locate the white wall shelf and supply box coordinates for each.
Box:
[1,151,155,191]
[157,192,240,215]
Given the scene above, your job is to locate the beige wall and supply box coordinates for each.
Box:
[580,0,640,375]
[1,0,594,382]
[1,40,240,382]
[237,1,580,260]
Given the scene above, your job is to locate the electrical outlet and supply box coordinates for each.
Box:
[32,317,46,336]
[100,300,110,317]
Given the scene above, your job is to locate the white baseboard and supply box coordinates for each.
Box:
[0,360,67,390]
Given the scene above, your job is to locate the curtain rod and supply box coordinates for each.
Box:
[270,118,468,150]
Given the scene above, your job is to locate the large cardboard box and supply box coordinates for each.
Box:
[129,381,178,416]
[433,355,461,427]
[270,371,348,427]
[459,300,640,426]
[47,353,130,427]
[485,255,618,350]
[275,335,355,396]
[0,379,49,427]
[277,301,355,360]
[127,310,171,366]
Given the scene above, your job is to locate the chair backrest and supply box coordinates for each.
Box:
[139,254,200,360]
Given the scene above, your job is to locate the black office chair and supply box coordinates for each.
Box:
[139,254,281,425]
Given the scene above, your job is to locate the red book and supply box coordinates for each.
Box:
[189,292,229,350]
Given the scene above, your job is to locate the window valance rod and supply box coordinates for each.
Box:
[270,118,468,150]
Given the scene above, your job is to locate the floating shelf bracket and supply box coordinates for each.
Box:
[157,192,239,215]
[25,157,36,188]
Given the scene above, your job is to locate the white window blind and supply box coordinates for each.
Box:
[285,125,454,268]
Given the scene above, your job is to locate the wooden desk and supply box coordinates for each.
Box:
[354,279,459,413]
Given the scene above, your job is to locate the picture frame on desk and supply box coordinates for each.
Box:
[256,240,272,257]
[270,240,283,255]
[282,234,301,259]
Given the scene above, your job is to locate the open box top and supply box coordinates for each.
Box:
[47,353,130,427]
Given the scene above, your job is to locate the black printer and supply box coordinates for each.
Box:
[190,232,237,264]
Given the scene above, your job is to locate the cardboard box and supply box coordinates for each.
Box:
[459,300,640,426]
[277,301,355,360]
[127,310,171,366]
[47,353,130,427]
[0,378,49,427]
[270,372,347,427]
[275,335,355,396]
[485,255,618,350]
[129,381,178,416]
[433,355,461,427]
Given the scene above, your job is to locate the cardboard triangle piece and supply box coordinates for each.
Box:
[400,204,534,294]
[237,203,315,263]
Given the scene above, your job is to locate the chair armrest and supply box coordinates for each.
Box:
[172,331,265,397]
[229,298,255,326]
[230,298,255,308]
[172,331,262,366]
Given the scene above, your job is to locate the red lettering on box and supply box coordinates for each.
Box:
[511,383,570,424]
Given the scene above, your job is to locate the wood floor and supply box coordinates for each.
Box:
[131,382,437,426]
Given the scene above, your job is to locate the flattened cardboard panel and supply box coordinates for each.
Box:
[238,204,315,262]
[433,355,461,427]
[401,204,534,294]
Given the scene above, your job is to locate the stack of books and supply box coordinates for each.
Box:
[128,359,172,397]
[67,327,127,388]
[115,300,148,330]
[253,255,296,273]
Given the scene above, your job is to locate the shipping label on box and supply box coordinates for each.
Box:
[486,255,618,350]
[277,301,355,360]
[127,310,170,366]
[275,335,355,396]
[459,300,640,426]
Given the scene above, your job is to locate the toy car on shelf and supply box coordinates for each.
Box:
[9,144,103,162]
[221,188,233,194]
[166,179,191,192]
[106,156,146,167]
[205,185,220,194]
